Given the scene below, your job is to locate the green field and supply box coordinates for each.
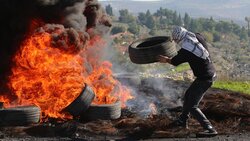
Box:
[212,81,250,95]
[174,63,190,72]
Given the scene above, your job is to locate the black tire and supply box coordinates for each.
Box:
[128,36,177,64]
[0,102,3,109]
[63,84,95,117]
[0,105,41,126]
[81,100,121,121]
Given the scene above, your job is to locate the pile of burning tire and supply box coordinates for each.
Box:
[0,84,121,126]
[0,36,176,126]
[64,84,121,121]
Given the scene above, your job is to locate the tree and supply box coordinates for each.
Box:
[189,19,202,32]
[204,17,215,32]
[145,15,156,29]
[172,11,178,25]
[154,7,165,17]
[138,12,147,25]
[164,8,174,25]
[212,31,221,42]
[149,28,157,36]
[245,17,250,35]
[118,9,135,23]
[239,27,248,41]
[183,13,191,29]
[231,22,241,36]
[215,21,232,33]
[128,22,140,35]
[176,14,183,26]
[145,10,152,18]
[202,31,213,43]
[105,4,113,16]
[110,25,126,35]
[245,17,250,30]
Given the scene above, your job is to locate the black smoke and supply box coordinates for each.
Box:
[0,0,111,94]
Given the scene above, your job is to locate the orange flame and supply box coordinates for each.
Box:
[7,32,84,119]
[28,19,45,33]
[0,26,133,120]
[83,36,133,107]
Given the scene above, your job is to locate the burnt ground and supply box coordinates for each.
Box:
[0,77,249,141]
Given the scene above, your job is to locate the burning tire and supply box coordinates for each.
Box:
[128,36,177,64]
[63,84,95,117]
[0,105,41,126]
[81,100,121,121]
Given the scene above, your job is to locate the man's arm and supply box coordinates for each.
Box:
[157,55,172,64]
[157,49,188,66]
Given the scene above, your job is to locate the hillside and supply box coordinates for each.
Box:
[108,24,250,81]
[100,0,250,25]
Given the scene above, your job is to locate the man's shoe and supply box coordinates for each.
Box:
[168,119,188,129]
[196,126,218,137]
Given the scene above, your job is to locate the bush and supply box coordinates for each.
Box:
[202,31,213,43]
[128,22,140,35]
[111,26,126,35]
[212,31,221,42]
[149,29,157,36]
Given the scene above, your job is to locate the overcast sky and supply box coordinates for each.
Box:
[99,0,162,1]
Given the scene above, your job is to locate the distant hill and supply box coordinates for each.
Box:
[100,0,250,26]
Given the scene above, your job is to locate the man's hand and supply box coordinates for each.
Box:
[157,55,171,64]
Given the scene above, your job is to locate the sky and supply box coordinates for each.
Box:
[99,0,250,25]
[98,0,161,1]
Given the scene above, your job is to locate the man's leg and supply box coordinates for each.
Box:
[183,78,213,128]
[169,80,194,128]
[184,78,218,136]
[179,89,190,122]
[169,78,216,131]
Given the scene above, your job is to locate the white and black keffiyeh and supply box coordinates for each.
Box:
[173,26,210,60]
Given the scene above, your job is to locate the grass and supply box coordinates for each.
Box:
[172,63,250,95]
[212,80,250,95]
[174,63,190,72]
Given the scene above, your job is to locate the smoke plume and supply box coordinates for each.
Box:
[0,0,111,93]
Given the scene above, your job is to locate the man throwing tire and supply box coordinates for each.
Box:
[157,26,218,137]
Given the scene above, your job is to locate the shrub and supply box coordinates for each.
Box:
[111,26,126,35]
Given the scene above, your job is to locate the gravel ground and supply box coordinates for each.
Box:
[0,133,249,141]
[0,78,249,141]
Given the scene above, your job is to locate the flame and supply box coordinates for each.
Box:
[83,36,133,107]
[0,25,133,120]
[7,32,84,119]
[28,19,45,33]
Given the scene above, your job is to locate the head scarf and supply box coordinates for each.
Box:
[172,26,209,60]
[172,26,187,42]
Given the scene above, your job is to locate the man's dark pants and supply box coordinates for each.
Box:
[179,78,213,129]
